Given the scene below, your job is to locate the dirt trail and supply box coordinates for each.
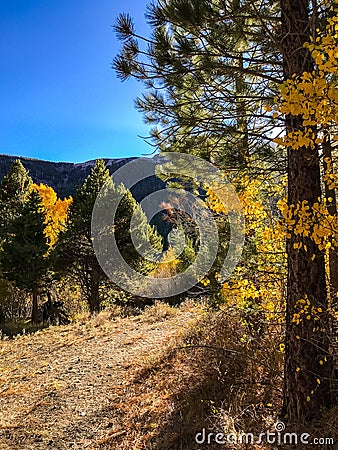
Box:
[0,311,193,449]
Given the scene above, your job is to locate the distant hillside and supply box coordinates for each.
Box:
[0,154,165,201]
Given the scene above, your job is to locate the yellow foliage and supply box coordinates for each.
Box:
[206,185,228,215]
[277,198,337,252]
[150,247,180,278]
[32,183,72,248]
[291,296,323,325]
[210,169,287,322]
[273,8,338,148]
[272,8,338,256]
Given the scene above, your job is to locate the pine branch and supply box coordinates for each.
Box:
[114,13,135,41]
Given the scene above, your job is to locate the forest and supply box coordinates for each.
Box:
[0,0,338,449]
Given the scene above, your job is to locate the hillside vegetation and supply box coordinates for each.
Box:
[0,154,164,200]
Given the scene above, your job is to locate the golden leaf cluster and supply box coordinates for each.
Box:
[32,183,72,248]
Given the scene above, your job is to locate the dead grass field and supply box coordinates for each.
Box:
[0,301,337,450]
[0,303,195,449]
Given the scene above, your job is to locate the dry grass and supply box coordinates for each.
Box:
[98,305,285,450]
[0,300,337,450]
[140,300,180,323]
[0,301,198,449]
[97,303,337,450]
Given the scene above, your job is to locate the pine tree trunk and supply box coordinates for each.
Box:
[235,54,249,164]
[281,0,335,421]
[31,286,39,323]
[322,136,338,299]
[89,270,100,314]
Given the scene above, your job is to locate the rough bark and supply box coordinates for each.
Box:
[89,269,100,314]
[281,0,335,421]
[31,286,39,324]
[235,54,250,164]
[322,135,338,300]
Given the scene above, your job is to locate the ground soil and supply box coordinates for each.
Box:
[0,309,197,450]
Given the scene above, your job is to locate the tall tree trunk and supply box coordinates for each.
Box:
[31,285,39,323]
[89,270,100,314]
[322,135,338,299]
[235,54,249,165]
[281,0,335,421]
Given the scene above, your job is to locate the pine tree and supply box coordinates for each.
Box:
[0,160,32,241]
[54,160,112,313]
[114,0,282,173]
[0,190,49,323]
[113,0,287,308]
[55,160,162,312]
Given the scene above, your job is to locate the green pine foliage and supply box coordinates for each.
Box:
[0,160,33,241]
[54,160,112,313]
[0,190,49,322]
[113,0,282,173]
[54,159,162,313]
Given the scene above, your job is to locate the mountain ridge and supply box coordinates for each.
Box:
[0,153,171,241]
[0,153,159,199]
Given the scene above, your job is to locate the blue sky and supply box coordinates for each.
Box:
[0,0,153,163]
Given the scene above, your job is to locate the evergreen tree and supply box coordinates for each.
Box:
[55,160,162,313]
[0,160,32,241]
[54,160,112,313]
[114,0,282,173]
[0,190,49,323]
[114,0,287,307]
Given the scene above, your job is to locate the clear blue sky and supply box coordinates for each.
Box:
[0,0,153,163]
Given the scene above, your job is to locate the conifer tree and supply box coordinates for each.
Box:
[0,190,49,323]
[55,160,162,312]
[114,0,282,172]
[54,160,112,313]
[0,160,32,241]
